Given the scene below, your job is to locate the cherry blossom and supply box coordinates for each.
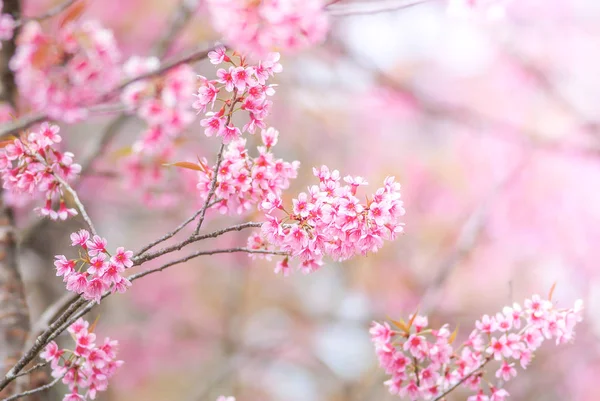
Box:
[254,165,405,274]
[55,230,133,303]
[41,318,123,401]
[371,296,584,400]
[193,48,282,143]
[196,132,299,215]
[0,123,81,220]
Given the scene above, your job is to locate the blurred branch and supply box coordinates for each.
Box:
[133,221,265,264]
[154,0,199,57]
[15,0,80,27]
[420,160,527,313]
[327,0,436,16]
[329,40,600,159]
[0,44,218,138]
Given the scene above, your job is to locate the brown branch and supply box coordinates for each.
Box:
[26,248,289,363]
[0,1,31,399]
[9,363,46,380]
[133,198,224,257]
[0,370,65,401]
[0,221,276,392]
[133,221,263,264]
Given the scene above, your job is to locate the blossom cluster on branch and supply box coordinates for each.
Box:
[0,122,81,219]
[370,295,584,401]
[54,230,133,303]
[256,166,405,275]
[196,131,299,215]
[41,318,123,401]
[194,46,282,143]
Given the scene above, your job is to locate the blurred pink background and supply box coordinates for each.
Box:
[14,0,600,400]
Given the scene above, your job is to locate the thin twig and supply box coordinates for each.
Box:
[15,0,80,27]
[133,221,263,264]
[51,169,97,236]
[10,362,47,380]
[194,142,225,235]
[131,247,288,281]
[134,197,224,257]
[39,247,289,354]
[154,0,199,57]
[420,160,528,314]
[431,358,491,401]
[327,0,434,16]
[0,223,271,391]
[0,370,66,401]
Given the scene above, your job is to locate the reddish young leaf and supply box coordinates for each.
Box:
[164,161,204,171]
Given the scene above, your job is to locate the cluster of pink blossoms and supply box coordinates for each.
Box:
[206,0,329,55]
[0,123,81,220]
[370,295,584,401]
[193,46,282,143]
[120,57,197,206]
[0,1,15,47]
[54,230,133,303]
[121,57,196,137]
[197,129,299,214]
[10,20,121,122]
[256,166,405,275]
[41,318,123,401]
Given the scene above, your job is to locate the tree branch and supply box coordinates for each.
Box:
[0,370,65,401]
[0,1,31,398]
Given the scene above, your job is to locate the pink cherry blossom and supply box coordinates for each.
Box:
[0,124,81,220]
[371,296,583,400]
[41,318,122,400]
[54,230,133,302]
[253,165,405,274]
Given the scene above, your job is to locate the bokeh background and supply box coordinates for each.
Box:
[13,0,600,400]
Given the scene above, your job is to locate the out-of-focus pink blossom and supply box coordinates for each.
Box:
[206,0,328,56]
